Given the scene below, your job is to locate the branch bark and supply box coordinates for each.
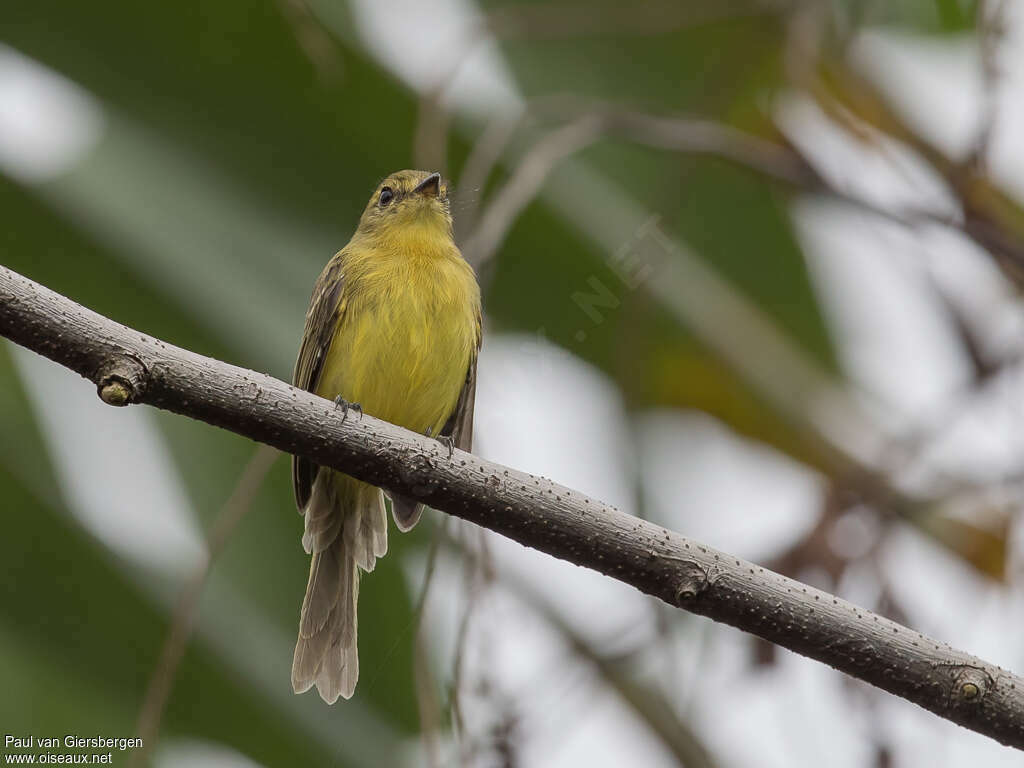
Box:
[1,264,1023,750]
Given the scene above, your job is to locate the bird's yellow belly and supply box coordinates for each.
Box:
[315,261,477,437]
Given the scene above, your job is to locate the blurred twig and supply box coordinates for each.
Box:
[967,0,1009,175]
[456,100,968,275]
[412,519,447,768]
[132,443,280,767]
[414,87,452,178]
[449,525,492,766]
[447,537,721,768]
[454,79,1024,296]
[413,0,779,196]
[462,114,606,269]
[3,265,1024,749]
[811,47,1024,288]
[456,103,834,271]
[276,0,345,81]
[453,93,590,241]
[531,599,719,768]
[486,0,772,41]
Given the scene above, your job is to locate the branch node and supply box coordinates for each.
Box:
[952,667,992,706]
[673,561,710,606]
[396,449,437,500]
[96,354,148,407]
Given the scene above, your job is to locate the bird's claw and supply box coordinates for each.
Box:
[436,434,456,460]
[424,427,454,458]
[333,396,362,423]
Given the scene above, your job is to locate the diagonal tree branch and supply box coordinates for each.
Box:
[1,263,1023,750]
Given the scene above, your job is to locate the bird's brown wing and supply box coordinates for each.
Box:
[441,341,479,451]
[441,306,482,450]
[292,253,347,511]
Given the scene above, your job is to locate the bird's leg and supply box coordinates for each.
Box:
[333,396,362,423]
[425,427,456,459]
[438,435,455,459]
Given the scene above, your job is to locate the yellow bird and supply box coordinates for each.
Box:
[291,170,481,703]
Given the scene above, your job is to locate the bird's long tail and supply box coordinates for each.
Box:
[291,471,387,703]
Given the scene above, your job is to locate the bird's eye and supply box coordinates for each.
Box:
[379,187,394,206]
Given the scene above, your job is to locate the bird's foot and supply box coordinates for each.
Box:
[434,433,456,460]
[333,396,362,423]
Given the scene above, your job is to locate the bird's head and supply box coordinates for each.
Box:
[356,169,453,245]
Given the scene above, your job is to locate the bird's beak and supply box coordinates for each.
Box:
[413,172,441,198]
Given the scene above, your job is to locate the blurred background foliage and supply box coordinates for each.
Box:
[1,0,1022,766]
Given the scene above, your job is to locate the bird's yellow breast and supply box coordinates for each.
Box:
[315,238,479,437]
